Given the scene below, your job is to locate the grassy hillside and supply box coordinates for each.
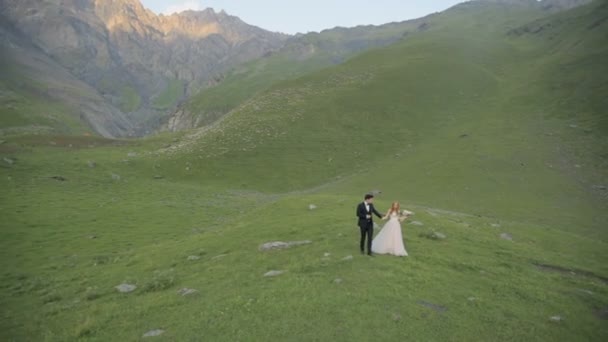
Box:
[1,1,607,340]
[183,19,430,127]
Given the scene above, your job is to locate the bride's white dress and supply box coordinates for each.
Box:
[372,213,408,256]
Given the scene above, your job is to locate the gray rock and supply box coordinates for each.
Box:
[592,185,607,191]
[127,152,137,157]
[115,283,137,293]
[410,221,424,226]
[549,315,563,322]
[323,253,331,257]
[417,300,447,313]
[422,232,446,240]
[341,255,354,261]
[264,270,285,277]
[392,313,402,321]
[491,223,501,228]
[212,254,228,260]
[467,297,477,302]
[500,233,513,241]
[333,278,343,284]
[308,204,317,210]
[177,288,198,296]
[111,173,121,181]
[187,255,201,261]
[259,240,312,251]
[369,190,382,196]
[143,329,165,337]
[87,160,97,168]
[3,157,15,165]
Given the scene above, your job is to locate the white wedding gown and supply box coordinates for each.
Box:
[372,213,408,256]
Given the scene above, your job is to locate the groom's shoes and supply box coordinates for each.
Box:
[367,252,374,257]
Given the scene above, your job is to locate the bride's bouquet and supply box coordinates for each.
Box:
[401,209,413,217]
[397,209,412,222]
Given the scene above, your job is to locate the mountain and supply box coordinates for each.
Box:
[0,0,287,136]
[157,0,607,233]
[162,0,597,132]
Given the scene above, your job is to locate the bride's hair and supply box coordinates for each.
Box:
[388,202,400,215]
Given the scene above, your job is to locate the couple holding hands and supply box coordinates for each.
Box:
[356,194,409,257]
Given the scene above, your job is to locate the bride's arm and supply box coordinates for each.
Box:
[381,209,390,220]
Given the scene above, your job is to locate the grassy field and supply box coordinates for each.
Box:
[1,1,607,341]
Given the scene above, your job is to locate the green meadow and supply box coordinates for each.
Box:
[1,1,607,341]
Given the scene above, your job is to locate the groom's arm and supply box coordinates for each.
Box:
[372,206,383,218]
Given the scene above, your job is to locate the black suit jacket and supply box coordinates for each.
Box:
[356,202,382,228]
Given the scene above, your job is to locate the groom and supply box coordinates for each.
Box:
[356,194,383,256]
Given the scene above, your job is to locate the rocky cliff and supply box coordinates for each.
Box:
[0,0,287,136]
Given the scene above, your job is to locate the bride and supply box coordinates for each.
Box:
[371,202,409,256]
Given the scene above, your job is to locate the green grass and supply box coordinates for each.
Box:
[1,1,607,340]
[152,79,183,110]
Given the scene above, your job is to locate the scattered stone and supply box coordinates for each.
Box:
[88,235,97,239]
[187,255,201,261]
[427,211,439,217]
[308,204,317,210]
[111,173,121,181]
[417,300,447,313]
[127,152,137,157]
[369,190,382,196]
[592,185,607,191]
[422,231,446,240]
[258,240,312,251]
[333,278,343,284]
[392,313,402,321]
[324,253,331,257]
[341,255,354,261]
[576,289,594,295]
[50,176,67,181]
[264,270,285,277]
[3,157,15,165]
[142,329,165,338]
[177,288,198,296]
[569,124,578,128]
[153,175,164,179]
[500,233,513,241]
[467,297,477,302]
[115,283,137,293]
[211,254,228,260]
[575,164,581,168]
[491,223,501,228]
[549,315,563,322]
[410,221,424,226]
[87,160,96,168]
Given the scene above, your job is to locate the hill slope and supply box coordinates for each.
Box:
[164,19,432,131]
[159,0,607,235]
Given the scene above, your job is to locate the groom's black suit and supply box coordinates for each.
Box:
[356,201,383,255]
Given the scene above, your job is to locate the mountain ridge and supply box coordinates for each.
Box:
[0,0,287,136]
